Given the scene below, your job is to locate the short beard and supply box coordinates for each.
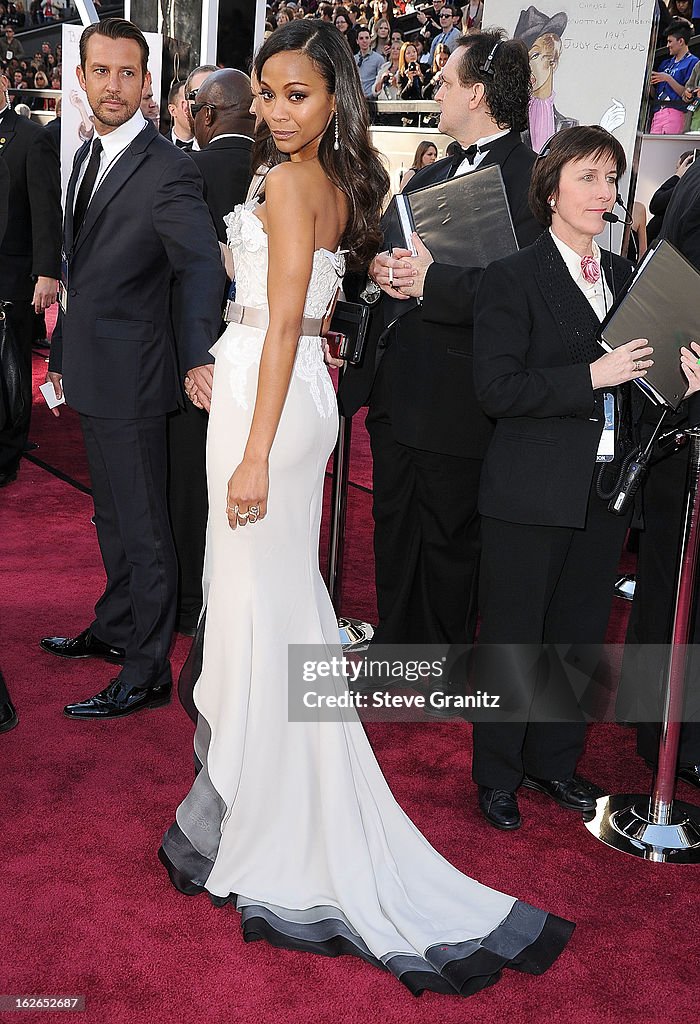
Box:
[93,98,137,131]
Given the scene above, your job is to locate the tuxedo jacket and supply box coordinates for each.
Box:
[660,157,700,426]
[190,135,254,243]
[49,121,225,419]
[0,158,8,246]
[474,231,633,529]
[0,107,61,301]
[338,131,542,459]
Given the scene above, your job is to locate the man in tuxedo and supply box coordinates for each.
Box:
[0,158,17,733]
[0,69,61,487]
[338,31,540,653]
[166,68,254,635]
[41,19,225,719]
[619,155,700,789]
[166,80,194,151]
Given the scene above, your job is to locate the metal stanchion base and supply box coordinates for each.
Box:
[584,793,700,863]
[338,617,374,651]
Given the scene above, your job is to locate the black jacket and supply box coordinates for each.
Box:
[338,131,541,459]
[661,156,700,425]
[0,107,61,301]
[49,121,225,419]
[474,231,633,528]
[190,134,254,243]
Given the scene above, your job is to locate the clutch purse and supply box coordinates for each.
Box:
[324,300,370,366]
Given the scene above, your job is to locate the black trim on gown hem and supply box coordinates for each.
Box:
[157,845,575,998]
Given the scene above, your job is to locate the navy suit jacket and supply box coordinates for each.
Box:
[49,121,225,419]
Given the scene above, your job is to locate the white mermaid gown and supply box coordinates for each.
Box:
[160,203,573,997]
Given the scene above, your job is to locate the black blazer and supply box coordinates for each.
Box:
[0,158,9,246]
[474,231,633,528]
[338,131,541,459]
[660,157,700,425]
[0,107,61,301]
[49,121,225,419]
[190,135,254,243]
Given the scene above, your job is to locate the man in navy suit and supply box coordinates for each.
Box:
[41,19,225,719]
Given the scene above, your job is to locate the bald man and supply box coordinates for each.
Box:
[191,68,255,241]
[167,69,255,637]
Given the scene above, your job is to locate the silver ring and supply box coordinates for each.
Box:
[388,266,394,287]
[227,504,238,515]
[249,505,260,515]
[633,360,642,372]
[237,510,249,520]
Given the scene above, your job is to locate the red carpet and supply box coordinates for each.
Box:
[0,351,697,1024]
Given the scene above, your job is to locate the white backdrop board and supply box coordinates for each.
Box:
[482,1,657,166]
[59,25,163,202]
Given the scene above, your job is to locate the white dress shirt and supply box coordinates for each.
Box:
[454,128,510,177]
[73,109,148,212]
[549,228,612,322]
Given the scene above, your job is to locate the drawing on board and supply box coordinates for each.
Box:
[514,6,578,150]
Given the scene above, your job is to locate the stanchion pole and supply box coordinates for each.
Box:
[585,427,700,862]
[327,365,374,649]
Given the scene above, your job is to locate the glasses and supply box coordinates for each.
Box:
[439,12,453,18]
[190,101,240,118]
[185,88,199,103]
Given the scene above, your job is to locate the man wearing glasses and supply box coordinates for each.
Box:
[183,63,217,141]
[429,6,461,61]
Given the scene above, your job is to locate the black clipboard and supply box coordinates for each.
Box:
[379,163,519,325]
[598,239,699,411]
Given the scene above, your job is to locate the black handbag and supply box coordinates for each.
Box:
[324,299,371,366]
[0,301,26,434]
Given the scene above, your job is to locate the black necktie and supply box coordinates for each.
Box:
[449,143,479,172]
[73,138,103,235]
[175,138,193,150]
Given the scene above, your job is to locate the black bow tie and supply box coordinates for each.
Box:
[175,138,193,150]
[449,143,479,170]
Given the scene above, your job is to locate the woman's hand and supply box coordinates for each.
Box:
[322,338,345,369]
[681,341,700,397]
[590,338,653,390]
[226,457,268,530]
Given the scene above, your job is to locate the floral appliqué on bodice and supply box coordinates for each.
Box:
[216,201,344,417]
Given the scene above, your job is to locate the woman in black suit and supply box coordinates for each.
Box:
[471,126,700,831]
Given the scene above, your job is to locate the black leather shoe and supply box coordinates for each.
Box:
[0,700,18,734]
[677,764,700,790]
[521,773,597,812]
[40,627,125,664]
[63,677,172,720]
[478,787,522,830]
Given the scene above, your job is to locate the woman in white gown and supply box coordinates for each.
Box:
[159,21,574,997]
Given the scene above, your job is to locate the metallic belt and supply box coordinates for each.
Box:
[223,300,323,337]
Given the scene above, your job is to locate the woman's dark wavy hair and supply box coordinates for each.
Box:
[253,20,389,269]
[454,29,530,134]
[529,125,626,228]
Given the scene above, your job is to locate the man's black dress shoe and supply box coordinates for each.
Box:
[0,700,18,734]
[63,678,172,720]
[521,773,597,812]
[677,764,700,790]
[478,787,522,830]
[40,627,125,664]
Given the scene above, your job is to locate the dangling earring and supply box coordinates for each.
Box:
[549,198,556,210]
[334,111,340,152]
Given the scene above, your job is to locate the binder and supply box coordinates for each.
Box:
[598,239,700,411]
[383,163,519,265]
[380,163,519,325]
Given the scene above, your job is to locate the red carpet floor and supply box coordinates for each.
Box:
[0,351,697,1024]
